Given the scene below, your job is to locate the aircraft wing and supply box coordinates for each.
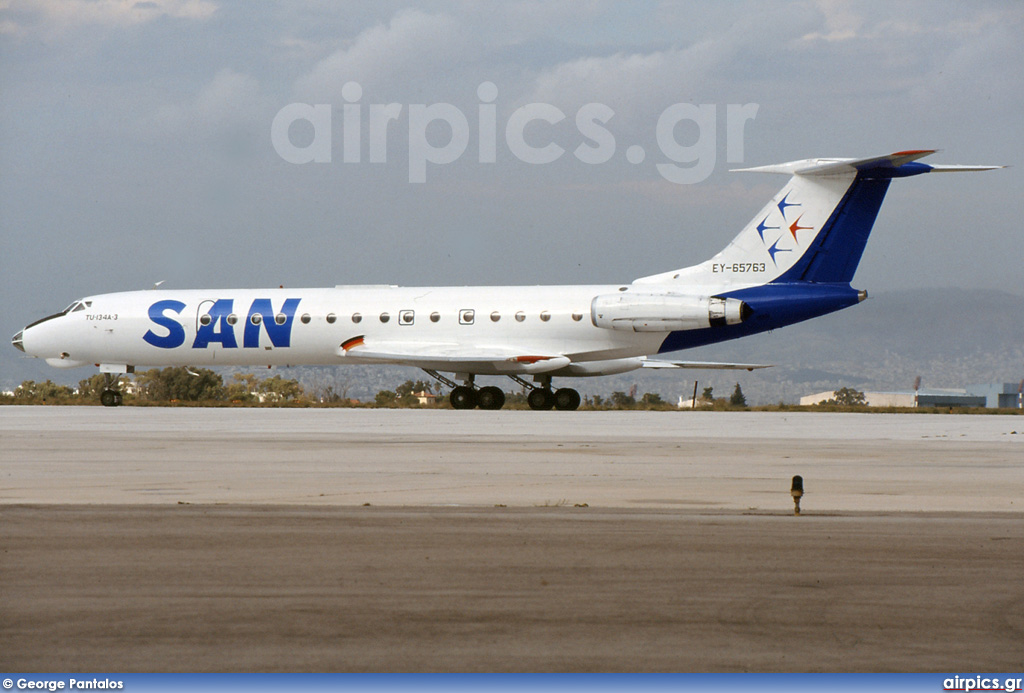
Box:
[641,357,772,371]
[337,336,570,374]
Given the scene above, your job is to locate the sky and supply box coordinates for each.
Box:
[1,0,1022,388]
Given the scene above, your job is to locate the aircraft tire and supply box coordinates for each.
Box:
[477,386,505,410]
[450,386,478,410]
[554,388,581,411]
[100,389,119,407]
[527,388,555,411]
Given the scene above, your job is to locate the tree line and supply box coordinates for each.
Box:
[2,369,758,409]
[4,368,306,405]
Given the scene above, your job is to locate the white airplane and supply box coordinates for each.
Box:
[12,149,1001,410]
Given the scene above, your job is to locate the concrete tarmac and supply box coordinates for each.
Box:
[1,408,1022,671]
[2,408,1022,510]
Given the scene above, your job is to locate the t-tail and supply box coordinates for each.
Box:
[634,150,1004,353]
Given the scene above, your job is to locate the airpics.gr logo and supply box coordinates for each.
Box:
[270,81,759,184]
[143,298,301,350]
[943,676,1024,692]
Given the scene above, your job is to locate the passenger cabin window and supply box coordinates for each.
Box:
[459,309,475,325]
[515,311,525,322]
[351,313,362,323]
[300,314,311,324]
[250,314,262,326]
[430,312,440,323]
[326,313,337,324]
[227,314,238,325]
[490,312,501,322]
[572,312,583,322]
[199,314,212,326]
[275,313,287,325]
[400,310,414,325]
[540,311,551,322]
[380,312,390,323]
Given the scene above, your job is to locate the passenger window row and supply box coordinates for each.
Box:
[199,310,586,326]
[198,313,289,327]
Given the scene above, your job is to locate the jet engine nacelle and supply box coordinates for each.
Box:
[591,293,751,332]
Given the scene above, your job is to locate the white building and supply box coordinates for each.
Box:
[799,385,1014,408]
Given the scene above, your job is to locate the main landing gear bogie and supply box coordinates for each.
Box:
[448,385,509,410]
[422,369,579,412]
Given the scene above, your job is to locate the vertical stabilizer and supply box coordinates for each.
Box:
[634,151,1002,287]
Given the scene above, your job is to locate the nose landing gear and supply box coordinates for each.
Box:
[99,373,124,407]
[99,389,123,407]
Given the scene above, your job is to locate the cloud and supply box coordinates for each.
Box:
[146,68,262,136]
[798,0,864,42]
[799,0,1018,43]
[293,9,470,102]
[1,0,217,34]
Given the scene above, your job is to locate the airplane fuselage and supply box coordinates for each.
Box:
[18,285,707,373]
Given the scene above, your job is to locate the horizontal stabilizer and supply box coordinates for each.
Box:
[925,164,1007,172]
[733,150,1004,177]
[641,357,771,371]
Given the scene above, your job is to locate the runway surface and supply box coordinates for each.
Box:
[2,408,1022,510]
[2,408,1022,671]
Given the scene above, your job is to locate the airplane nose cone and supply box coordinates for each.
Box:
[12,330,25,353]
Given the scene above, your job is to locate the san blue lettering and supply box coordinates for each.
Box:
[144,298,301,350]
[143,300,186,349]
[244,298,301,348]
[192,299,239,349]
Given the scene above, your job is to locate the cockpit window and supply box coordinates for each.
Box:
[71,302,86,312]
[63,299,92,313]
